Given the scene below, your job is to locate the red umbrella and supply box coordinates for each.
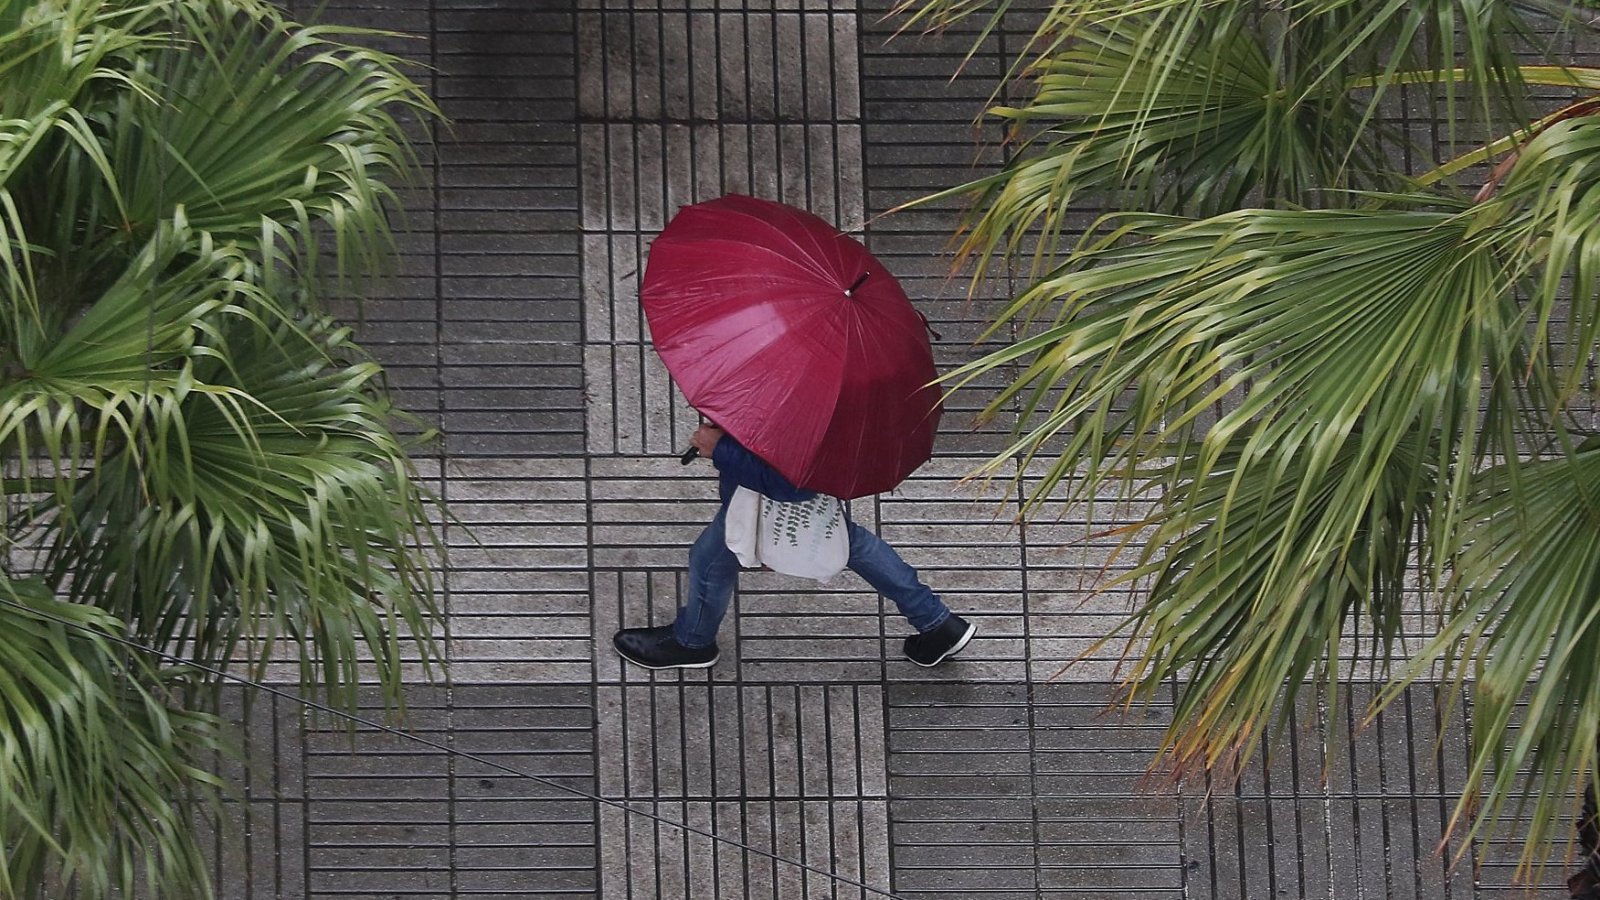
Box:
[641,194,940,500]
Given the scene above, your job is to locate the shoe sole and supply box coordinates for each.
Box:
[907,621,976,668]
[613,645,720,671]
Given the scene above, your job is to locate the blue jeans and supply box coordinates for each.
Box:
[672,507,950,649]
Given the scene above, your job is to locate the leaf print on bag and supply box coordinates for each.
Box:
[731,489,849,580]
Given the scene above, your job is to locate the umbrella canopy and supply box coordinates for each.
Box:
[641,194,941,499]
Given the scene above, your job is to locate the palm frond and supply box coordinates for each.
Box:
[1384,444,1600,879]
[0,0,444,701]
[909,22,1401,287]
[947,204,1515,511]
[895,0,1549,133]
[904,0,1600,877]
[1113,428,1437,772]
[0,578,223,900]
[892,0,1560,288]
[2,215,443,718]
[1481,115,1600,409]
[943,200,1531,777]
[0,2,444,893]
[103,1,435,283]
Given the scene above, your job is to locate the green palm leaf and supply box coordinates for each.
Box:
[948,204,1516,514]
[1482,115,1600,406]
[1384,444,1600,872]
[100,0,433,277]
[896,0,1546,127]
[0,1,444,893]
[0,579,223,900]
[1114,428,1437,771]
[897,1,1562,287]
[912,23,1400,286]
[907,0,1600,874]
[944,202,1519,765]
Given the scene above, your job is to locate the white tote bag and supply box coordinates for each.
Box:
[724,486,849,581]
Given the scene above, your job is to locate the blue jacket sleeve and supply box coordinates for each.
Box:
[711,436,815,502]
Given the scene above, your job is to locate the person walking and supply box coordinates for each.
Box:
[612,422,975,671]
[624,193,964,672]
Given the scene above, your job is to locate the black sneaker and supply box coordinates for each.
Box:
[903,614,975,667]
[613,625,719,670]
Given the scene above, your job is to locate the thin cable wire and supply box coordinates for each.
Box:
[0,594,908,900]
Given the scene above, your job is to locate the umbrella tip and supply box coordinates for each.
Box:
[844,271,870,296]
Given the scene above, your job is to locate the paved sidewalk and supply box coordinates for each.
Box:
[213,2,1561,897]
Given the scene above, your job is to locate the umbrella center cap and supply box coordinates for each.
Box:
[844,271,870,297]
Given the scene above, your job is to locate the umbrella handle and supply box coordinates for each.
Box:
[679,446,700,465]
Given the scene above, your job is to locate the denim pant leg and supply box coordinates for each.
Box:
[846,523,950,633]
[673,509,742,649]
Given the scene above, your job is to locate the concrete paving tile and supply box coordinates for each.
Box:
[309,868,451,894]
[736,611,883,636]
[773,802,807,898]
[596,805,628,897]
[893,865,1036,893]
[736,660,877,683]
[449,660,597,684]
